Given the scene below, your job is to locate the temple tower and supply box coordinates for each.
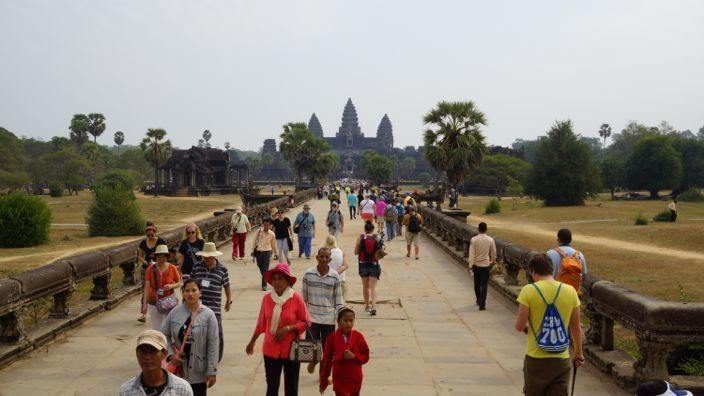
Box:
[337,98,363,148]
[308,113,324,138]
[376,114,393,149]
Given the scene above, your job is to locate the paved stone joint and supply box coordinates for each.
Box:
[0,199,625,395]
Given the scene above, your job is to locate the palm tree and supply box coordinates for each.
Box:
[69,114,90,147]
[598,123,612,149]
[202,130,212,148]
[423,101,488,190]
[224,141,231,150]
[87,113,106,143]
[279,122,316,184]
[402,157,416,180]
[114,131,125,155]
[140,128,173,196]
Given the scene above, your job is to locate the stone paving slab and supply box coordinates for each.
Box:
[0,198,627,395]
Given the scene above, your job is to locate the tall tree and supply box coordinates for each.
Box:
[279,123,318,184]
[528,120,601,206]
[402,157,416,180]
[69,114,90,147]
[598,123,612,149]
[361,151,393,185]
[114,131,125,154]
[202,130,212,148]
[87,113,106,143]
[606,121,659,160]
[466,154,530,197]
[423,101,487,190]
[140,128,173,197]
[625,135,682,198]
[670,135,704,194]
[601,154,626,200]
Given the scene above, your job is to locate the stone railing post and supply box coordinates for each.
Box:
[49,288,74,318]
[120,261,137,286]
[600,317,614,351]
[584,301,603,346]
[89,273,111,300]
[634,336,675,380]
[0,311,25,342]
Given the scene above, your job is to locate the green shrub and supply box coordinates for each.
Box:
[86,184,144,237]
[49,183,63,197]
[671,344,704,376]
[634,213,648,225]
[484,198,501,214]
[653,210,672,222]
[0,193,52,247]
[97,169,136,191]
[678,187,704,202]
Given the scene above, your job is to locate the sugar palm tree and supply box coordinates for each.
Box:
[423,100,488,190]
[114,131,125,155]
[279,122,316,184]
[87,113,106,143]
[598,123,612,149]
[69,114,90,147]
[140,128,173,196]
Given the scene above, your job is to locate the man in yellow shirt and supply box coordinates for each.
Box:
[514,254,584,396]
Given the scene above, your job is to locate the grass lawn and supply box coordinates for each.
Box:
[0,191,241,276]
[457,194,704,302]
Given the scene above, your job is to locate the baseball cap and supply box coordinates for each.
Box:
[136,329,167,351]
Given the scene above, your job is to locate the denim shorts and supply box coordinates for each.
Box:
[358,262,381,279]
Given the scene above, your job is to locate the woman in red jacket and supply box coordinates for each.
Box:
[319,306,370,396]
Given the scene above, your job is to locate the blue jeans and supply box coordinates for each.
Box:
[385,221,395,240]
[298,235,313,258]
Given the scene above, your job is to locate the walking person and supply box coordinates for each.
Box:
[119,329,193,396]
[162,279,220,396]
[327,202,345,238]
[394,200,405,237]
[359,195,376,224]
[294,204,316,259]
[302,247,344,374]
[347,191,358,220]
[178,224,205,279]
[383,200,398,241]
[514,254,584,396]
[325,235,350,301]
[142,245,181,330]
[191,242,232,362]
[403,206,423,260]
[468,222,496,311]
[251,218,279,290]
[137,222,165,323]
[547,229,587,296]
[355,222,382,316]
[273,209,293,265]
[246,264,311,396]
[230,206,252,260]
[356,189,364,215]
[319,307,370,396]
[374,198,388,234]
[669,199,678,222]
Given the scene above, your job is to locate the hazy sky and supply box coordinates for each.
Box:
[1,1,703,151]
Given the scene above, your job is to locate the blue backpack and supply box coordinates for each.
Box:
[528,283,569,353]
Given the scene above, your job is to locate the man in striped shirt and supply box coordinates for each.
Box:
[192,242,232,362]
[302,247,344,374]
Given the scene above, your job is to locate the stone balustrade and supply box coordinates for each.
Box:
[419,205,704,391]
[0,188,315,348]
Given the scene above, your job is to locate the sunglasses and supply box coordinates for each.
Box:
[186,231,196,235]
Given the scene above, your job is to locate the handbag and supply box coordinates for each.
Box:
[153,265,178,314]
[286,236,293,252]
[289,325,323,363]
[293,213,309,234]
[251,229,262,258]
[166,309,200,377]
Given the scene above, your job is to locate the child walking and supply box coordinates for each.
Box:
[319,307,370,396]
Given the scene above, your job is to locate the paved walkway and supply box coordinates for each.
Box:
[0,198,625,395]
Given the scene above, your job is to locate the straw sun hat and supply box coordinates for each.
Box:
[195,242,222,257]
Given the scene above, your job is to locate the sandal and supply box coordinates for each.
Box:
[370,309,377,316]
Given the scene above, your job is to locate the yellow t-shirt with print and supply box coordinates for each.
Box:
[516,280,580,359]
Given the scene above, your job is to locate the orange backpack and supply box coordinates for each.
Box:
[554,247,583,296]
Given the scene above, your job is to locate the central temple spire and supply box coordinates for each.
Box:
[338,98,362,141]
[308,113,323,138]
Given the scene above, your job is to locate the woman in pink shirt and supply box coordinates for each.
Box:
[374,198,387,234]
[246,263,311,396]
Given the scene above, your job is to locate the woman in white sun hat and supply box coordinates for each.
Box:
[142,244,181,330]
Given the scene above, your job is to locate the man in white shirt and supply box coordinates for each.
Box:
[669,199,678,222]
[468,222,496,311]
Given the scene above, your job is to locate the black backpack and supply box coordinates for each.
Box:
[407,214,421,233]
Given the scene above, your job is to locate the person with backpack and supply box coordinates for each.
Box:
[327,202,345,238]
[394,200,405,237]
[375,198,388,235]
[547,229,587,296]
[514,254,584,396]
[354,221,382,316]
[359,194,377,223]
[402,206,423,260]
[383,201,398,241]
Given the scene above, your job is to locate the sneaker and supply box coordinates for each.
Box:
[370,309,377,316]
[262,286,267,291]
[137,314,146,323]
[406,253,410,258]
[415,256,419,260]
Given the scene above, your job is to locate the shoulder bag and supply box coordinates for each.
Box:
[153,265,178,314]
[289,325,323,363]
[165,309,200,377]
[293,213,308,234]
[251,229,262,258]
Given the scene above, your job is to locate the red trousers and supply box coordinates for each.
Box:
[232,232,247,258]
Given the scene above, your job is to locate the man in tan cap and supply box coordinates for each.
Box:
[119,329,193,395]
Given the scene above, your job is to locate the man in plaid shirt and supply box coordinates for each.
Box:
[302,247,344,374]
